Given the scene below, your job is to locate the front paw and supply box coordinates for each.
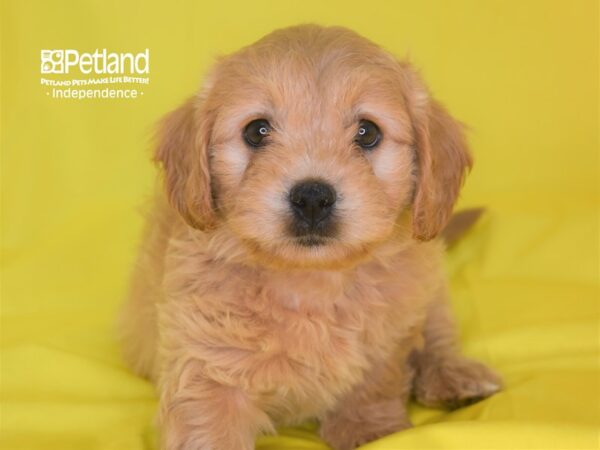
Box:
[320,399,412,450]
[414,356,502,409]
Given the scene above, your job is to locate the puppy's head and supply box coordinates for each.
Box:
[155,25,472,268]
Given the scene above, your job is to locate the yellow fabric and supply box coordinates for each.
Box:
[1,1,598,449]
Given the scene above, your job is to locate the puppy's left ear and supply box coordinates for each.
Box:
[153,95,217,229]
[400,66,473,241]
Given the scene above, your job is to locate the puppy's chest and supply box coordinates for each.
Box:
[195,267,422,409]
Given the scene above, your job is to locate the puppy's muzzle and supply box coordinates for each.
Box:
[289,180,337,242]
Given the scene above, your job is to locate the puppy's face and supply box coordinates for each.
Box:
[155,26,471,268]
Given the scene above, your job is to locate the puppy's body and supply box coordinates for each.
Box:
[119,25,500,450]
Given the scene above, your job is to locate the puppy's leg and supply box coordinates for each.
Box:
[117,273,160,381]
[412,291,501,409]
[118,204,173,381]
[159,359,274,450]
[319,350,414,450]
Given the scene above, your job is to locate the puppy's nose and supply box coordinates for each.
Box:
[289,180,337,227]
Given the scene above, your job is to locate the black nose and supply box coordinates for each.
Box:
[289,180,337,228]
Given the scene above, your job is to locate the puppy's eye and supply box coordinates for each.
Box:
[244,119,271,148]
[355,120,381,150]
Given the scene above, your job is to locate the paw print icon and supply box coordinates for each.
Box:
[41,50,64,74]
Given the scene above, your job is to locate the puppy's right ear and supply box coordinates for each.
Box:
[153,96,216,229]
[396,63,472,241]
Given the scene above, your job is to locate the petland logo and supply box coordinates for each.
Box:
[40,48,150,100]
[41,49,149,75]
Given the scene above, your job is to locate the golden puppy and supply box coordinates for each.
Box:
[119,25,501,450]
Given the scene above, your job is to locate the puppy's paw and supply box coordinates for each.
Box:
[414,356,502,409]
[320,399,412,450]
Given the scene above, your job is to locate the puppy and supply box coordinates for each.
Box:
[119,25,501,450]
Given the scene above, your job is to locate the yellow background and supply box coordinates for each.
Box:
[1,1,598,449]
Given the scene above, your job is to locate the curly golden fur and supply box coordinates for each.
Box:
[118,25,501,450]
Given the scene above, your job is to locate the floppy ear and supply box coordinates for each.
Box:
[400,67,473,241]
[153,96,216,229]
